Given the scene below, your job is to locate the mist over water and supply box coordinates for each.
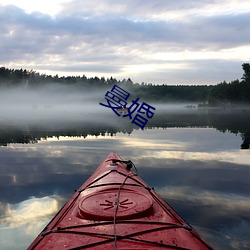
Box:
[0,85,200,128]
[0,85,107,123]
[0,84,250,150]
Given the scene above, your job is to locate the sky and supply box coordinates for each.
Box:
[0,0,250,85]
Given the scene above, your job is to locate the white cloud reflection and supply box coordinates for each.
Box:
[157,186,250,214]
[0,196,61,249]
[153,150,250,167]
[0,196,59,229]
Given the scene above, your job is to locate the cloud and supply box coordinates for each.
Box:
[0,1,250,84]
[58,0,244,19]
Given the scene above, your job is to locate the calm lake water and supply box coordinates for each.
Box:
[0,105,250,249]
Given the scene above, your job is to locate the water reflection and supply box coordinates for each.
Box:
[0,109,250,249]
[1,196,59,228]
[0,196,62,250]
[0,107,250,149]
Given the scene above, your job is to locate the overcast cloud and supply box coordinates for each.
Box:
[0,0,250,84]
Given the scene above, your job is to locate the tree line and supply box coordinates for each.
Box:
[208,63,250,105]
[0,63,249,104]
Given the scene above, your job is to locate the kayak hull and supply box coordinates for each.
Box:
[28,152,213,249]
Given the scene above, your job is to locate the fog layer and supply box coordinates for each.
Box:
[0,86,108,123]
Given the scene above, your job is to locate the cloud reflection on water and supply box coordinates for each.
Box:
[0,127,250,249]
[0,196,61,250]
[0,196,59,228]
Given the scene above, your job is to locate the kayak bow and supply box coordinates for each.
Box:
[28,152,213,249]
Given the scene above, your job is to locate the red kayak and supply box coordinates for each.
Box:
[28,152,213,249]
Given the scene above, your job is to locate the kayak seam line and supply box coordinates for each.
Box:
[82,170,114,189]
[56,220,181,230]
[54,225,191,250]
[78,169,151,193]
[81,182,142,190]
[55,225,191,235]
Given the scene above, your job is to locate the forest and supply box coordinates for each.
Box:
[0,63,250,105]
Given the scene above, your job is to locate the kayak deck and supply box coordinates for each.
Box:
[28,152,213,249]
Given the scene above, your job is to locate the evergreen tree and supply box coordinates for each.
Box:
[242,63,250,83]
